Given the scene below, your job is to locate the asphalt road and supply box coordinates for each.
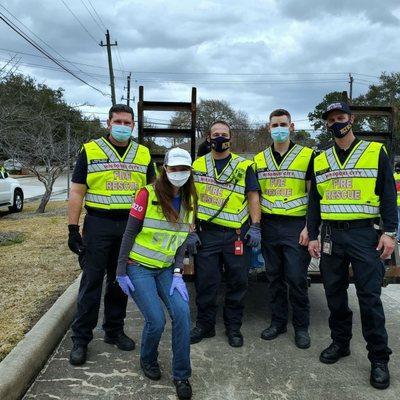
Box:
[23,279,400,400]
[13,173,70,202]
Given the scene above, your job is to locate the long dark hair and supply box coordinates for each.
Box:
[154,167,197,223]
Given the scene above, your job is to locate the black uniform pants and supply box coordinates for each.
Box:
[320,223,391,362]
[261,216,310,330]
[194,223,251,332]
[71,214,128,345]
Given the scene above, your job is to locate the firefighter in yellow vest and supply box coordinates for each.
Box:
[254,109,314,349]
[307,102,397,390]
[393,162,400,241]
[116,147,195,399]
[67,104,155,366]
[190,120,261,348]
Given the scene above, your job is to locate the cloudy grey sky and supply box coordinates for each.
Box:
[1,0,400,131]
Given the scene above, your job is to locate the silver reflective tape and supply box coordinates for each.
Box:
[281,145,302,170]
[204,153,243,183]
[316,168,378,184]
[124,141,139,161]
[263,148,276,171]
[130,243,175,264]
[205,153,214,176]
[346,141,369,168]
[96,138,119,162]
[219,157,242,182]
[325,148,340,171]
[261,195,308,210]
[320,204,379,215]
[143,218,190,232]
[86,193,133,205]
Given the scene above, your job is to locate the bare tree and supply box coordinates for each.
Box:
[0,110,79,213]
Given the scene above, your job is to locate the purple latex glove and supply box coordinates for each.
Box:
[169,274,189,302]
[117,275,135,298]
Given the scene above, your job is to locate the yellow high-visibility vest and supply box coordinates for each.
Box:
[129,185,193,268]
[314,140,382,220]
[192,152,253,229]
[394,172,400,206]
[254,144,313,216]
[84,137,150,210]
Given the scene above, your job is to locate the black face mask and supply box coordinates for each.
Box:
[328,120,352,138]
[211,136,230,152]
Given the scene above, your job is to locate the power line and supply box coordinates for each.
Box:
[0,56,117,84]
[0,46,385,82]
[0,47,126,74]
[80,0,104,33]
[0,4,108,87]
[59,0,98,44]
[86,0,107,30]
[0,11,109,96]
[136,78,348,85]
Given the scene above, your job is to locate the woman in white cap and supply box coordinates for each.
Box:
[117,147,196,400]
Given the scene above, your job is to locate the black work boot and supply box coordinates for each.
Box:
[190,326,215,344]
[225,330,243,348]
[140,359,161,381]
[104,332,135,351]
[260,325,287,341]
[370,362,390,390]
[319,342,350,364]
[69,343,87,366]
[295,330,311,349]
[174,379,192,399]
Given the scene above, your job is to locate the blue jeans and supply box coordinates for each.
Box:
[126,264,191,380]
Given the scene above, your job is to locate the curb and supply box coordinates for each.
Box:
[0,274,81,400]
[25,189,68,203]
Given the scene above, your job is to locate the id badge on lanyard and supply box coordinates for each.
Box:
[322,225,332,255]
[234,229,243,256]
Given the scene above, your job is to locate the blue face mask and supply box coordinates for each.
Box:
[111,124,132,142]
[271,126,290,143]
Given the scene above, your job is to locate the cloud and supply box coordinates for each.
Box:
[0,0,399,132]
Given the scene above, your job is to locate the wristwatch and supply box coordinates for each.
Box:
[174,267,183,274]
[383,232,397,239]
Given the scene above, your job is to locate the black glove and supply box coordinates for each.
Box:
[186,231,202,256]
[68,224,85,255]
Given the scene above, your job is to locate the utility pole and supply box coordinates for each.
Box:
[126,72,131,107]
[121,72,135,107]
[100,30,117,105]
[349,73,354,102]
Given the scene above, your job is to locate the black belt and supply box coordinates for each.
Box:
[322,219,375,230]
[197,220,250,232]
[261,213,305,222]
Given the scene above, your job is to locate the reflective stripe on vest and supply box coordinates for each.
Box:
[85,193,133,205]
[254,144,313,217]
[193,153,251,229]
[84,137,149,210]
[129,185,193,269]
[315,140,381,221]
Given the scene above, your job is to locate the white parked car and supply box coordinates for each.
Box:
[0,168,24,212]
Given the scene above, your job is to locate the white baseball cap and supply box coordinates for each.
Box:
[164,147,192,167]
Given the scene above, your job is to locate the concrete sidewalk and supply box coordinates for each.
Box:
[23,280,400,400]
